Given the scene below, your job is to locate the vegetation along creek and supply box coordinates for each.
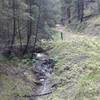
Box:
[29,53,56,100]
[0,0,100,100]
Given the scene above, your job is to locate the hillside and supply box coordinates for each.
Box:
[0,0,100,100]
[84,16,100,36]
[46,31,100,100]
[0,24,100,100]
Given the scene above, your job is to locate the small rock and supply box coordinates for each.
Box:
[40,79,45,82]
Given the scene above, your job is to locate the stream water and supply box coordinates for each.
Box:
[30,53,56,100]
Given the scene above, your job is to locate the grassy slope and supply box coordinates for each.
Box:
[0,26,100,100]
[47,34,100,100]
[0,57,36,100]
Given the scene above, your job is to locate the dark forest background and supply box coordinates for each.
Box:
[0,0,100,57]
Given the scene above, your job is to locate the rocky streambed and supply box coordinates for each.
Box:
[29,53,56,100]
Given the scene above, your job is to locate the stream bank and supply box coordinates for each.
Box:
[0,53,56,100]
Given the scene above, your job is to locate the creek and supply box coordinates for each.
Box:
[29,53,56,100]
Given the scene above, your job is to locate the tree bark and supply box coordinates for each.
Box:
[8,0,16,55]
[78,0,84,22]
[23,0,33,55]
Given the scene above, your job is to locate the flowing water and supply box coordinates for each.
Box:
[30,53,55,100]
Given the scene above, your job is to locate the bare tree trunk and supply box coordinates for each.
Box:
[67,6,71,23]
[97,0,100,14]
[8,0,16,55]
[6,21,10,46]
[78,0,84,22]
[23,0,33,55]
[33,8,40,49]
[17,18,22,51]
[31,4,41,58]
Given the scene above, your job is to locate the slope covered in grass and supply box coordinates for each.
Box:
[84,16,100,36]
[47,35,100,100]
[0,58,36,100]
[0,31,100,100]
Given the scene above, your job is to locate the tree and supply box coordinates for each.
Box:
[78,0,84,22]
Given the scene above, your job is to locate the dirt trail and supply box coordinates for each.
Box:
[54,24,79,40]
[54,24,97,42]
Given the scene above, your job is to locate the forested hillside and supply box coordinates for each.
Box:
[0,0,99,57]
[0,0,100,100]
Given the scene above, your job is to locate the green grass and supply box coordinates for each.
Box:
[46,35,100,100]
[0,32,100,100]
[0,55,36,100]
[0,74,33,100]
